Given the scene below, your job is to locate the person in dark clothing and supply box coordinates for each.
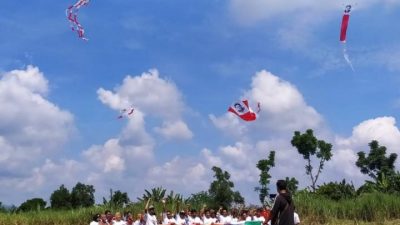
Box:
[269,180,295,225]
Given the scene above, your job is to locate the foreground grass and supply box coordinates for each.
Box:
[294,192,400,223]
[1,192,400,225]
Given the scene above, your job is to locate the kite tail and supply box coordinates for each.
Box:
[257,102,261,113]
[342,44,355,72]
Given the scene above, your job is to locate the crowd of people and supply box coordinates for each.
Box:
[90,180,300,225]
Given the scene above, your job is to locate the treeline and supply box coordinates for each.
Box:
[2,129,400,221]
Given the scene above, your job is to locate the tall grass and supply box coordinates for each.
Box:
[295,192,400,223]
[1,192,400,225]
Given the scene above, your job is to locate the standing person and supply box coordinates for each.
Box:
[269,180,295,225]
[133,213,146,225]
[112,212,127,225]
[99,213,110,225]
[145,199,158,225]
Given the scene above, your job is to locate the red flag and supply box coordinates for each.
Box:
[228,100,258,121]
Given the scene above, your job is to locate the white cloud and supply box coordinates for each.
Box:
[97,69,185,120]
[0,66,75,204]
[211,70,324,136]
[154,120,193,140]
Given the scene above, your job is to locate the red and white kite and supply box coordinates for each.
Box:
[340,5,355,71]
[340,5,351,43]
[66,0,90,41]
[117,107,135,119]
[228,100,260,122]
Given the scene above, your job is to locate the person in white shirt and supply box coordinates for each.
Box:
[202,209,217,225]
[217,208,232,224]
[253,209,266,223]
[163,211,177,225]
[175,211,186,225]
[133,214,146,225]
[145,199,158,225]
[188,209,203,225]
[112,212,127,225]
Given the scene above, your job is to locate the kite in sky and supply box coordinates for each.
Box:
[66,0,90,41]
[340,4,355,71]
[228,100,260,122]
[117,107,135,119]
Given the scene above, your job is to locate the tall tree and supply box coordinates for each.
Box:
[50,184,71,209]
[70,182,95,208]
[291,129,333,192]
[110,190,130,207]
[255,151,275,206]
[137,187,166,202]
[208,166,244,209]
[356,140,397,181]
[18,198,46,212]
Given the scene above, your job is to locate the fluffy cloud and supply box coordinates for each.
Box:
[211,70,324,137]
[328,117,400,186]
[154,120,193,140]
[0,66,74,204]
[97,69,192,140]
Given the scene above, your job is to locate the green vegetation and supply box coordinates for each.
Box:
[2,130,400,224]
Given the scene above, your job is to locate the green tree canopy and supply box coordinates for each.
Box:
[50,184,71,209]
[285,177,299,194]
[208,166,244,209]
[255,151,275,206]
[70,182,95,208]
[291,129,333,192]
[356,140,397,181]
[18,198,46,212]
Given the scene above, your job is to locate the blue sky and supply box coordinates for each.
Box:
[1,0,400,206]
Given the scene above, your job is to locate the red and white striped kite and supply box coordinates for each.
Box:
[228,100,260,122]
[66,0,90,41]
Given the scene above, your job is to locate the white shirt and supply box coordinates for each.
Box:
[188,216,203,225]
[163,217,177,225]
[294,212,300,225]
[112,221,127,225]
[145,213,158,225]
[90,222,99,225]
[254,216,265,222]
[175,216,186,225]
[218,215,232,224]
[202,217,217,225]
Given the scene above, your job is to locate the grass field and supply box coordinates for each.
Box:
[1,192,399,225]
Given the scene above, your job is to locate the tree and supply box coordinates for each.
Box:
[137,187,166,202]
[185,191,212,210]
[108,190,130,207]
[70,182,95,208]
[285,177,299,194]
[50,184,71,209]
[356,140,397,182]
[255,151,275,206]
[291,129,333,192]
[316,179,356,201]
[18,198,46,212]
[208,166,244,209]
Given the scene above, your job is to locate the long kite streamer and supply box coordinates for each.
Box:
[66,0,90,41]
